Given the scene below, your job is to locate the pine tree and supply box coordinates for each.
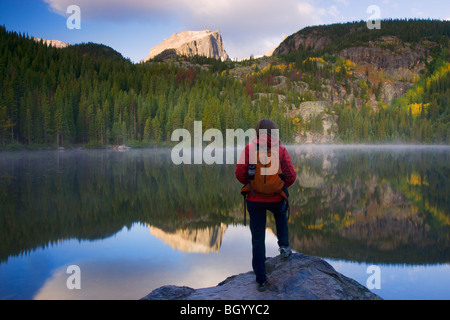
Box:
[54,105,64,146]
[111,121,121,145]
[353,115,363,142]
[3,77,15,142]
[202,101,214,130]
[95,108,105,144]
[121,121,127,144]
[183,99,196,133]
[144,117,151,142]
[151,117,161,143]
[0,106,14,146]
[25,105,32,144]
[363,118,370,141]
[377,119,386,141]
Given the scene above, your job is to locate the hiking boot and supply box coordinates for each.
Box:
[257,282,267,292]
[279,246,292,258]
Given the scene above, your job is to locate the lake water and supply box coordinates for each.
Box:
[0,145,449,300]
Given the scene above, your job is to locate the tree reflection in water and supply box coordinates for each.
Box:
[0,145,449,265]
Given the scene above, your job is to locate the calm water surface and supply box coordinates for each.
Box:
[0,145,449,300]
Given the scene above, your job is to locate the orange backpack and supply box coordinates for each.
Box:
[240,142,290,225]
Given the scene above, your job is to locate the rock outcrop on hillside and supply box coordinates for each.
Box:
[272,27,431,109]
[143,30,229,62]
[141,253,382,300]
[287,101,338,144]
[273,30,332,55]
[339,41,428,82]
[33,38,69,48]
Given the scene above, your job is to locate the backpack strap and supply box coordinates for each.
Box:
[243,197,247,226]
[280,175,290,221]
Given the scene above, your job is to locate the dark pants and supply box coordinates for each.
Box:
[247,200,289,284]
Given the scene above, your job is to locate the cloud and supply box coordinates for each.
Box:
[411,7,425,17]
[44,0,187,21]
[333,0,350,5]
[327,5,341,18]
[43,0,345,59]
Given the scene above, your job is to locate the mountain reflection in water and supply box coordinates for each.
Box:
[148,223,228,253]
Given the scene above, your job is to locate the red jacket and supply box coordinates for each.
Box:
[235,134,297,202]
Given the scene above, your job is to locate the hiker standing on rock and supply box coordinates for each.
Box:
[235,119,297,292]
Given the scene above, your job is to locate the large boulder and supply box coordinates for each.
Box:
[141,253,382,300]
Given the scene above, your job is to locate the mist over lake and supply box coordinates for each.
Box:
[0,145,449,299]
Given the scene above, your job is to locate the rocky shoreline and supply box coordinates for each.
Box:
[141,253,382,300]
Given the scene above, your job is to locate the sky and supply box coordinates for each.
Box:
[0,0,449,63]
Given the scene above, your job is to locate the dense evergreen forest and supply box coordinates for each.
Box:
[280,19,450,55]
[0,25,292,148]
[0,19,449,149]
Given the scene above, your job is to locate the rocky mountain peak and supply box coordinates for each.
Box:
[142,29,229,62]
